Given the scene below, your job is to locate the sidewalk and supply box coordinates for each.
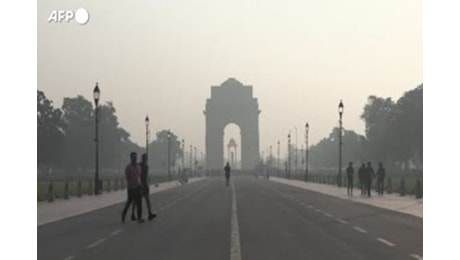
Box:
[270,177,422,218]
[37,177,206,226]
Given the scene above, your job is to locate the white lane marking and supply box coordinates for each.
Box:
[323,213,333,218]
[64,256,75,260]
[86,238,107,249]
[377,237,395,247]
[352,226,368,233]
[307,205,314,209]
[335,218,348,224]
[409,253,423,260]
[110,229,122,236]
[314,208,323,213]
[230,183,242,260]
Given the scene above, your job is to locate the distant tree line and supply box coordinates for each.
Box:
[37,90,185,177]
[308,84,422,173]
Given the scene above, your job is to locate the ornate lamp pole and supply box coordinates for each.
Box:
[338,100,344,187]
[277,140,280,176]
[189,145,193,175]
[167,130,171,181]
[181,139,185,170]
[295,126,298,175]
[194,146,197,171]
[288,133,291,179]
[305,122,309,182]
[93,83,101,195]
[145,115,149,159]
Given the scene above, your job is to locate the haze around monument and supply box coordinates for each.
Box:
[38,0,422,156]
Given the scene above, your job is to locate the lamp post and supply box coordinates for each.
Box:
[201,151,204,167]
[305,122,309,182]
[277,140,280,176]
[167,130,171,181]
[181,139,185,171]
[194,146,197,171]
[288,133,291,179]
[295,126,298,175]
[93,83,100,195]
[269,145,273,167]
[269,145,273,177]
[338,100,344,187]
[145,115,149,159]
[189,145,193,174]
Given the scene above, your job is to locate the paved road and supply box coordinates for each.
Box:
[38,176,422,260]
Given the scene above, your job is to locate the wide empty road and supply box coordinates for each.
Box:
[38,176,422,260]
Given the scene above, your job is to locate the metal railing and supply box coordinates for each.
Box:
[38,170,204,202]
[283,170,422,198]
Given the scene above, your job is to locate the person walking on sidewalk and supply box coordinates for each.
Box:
[376,162,386,196]
[131,153,157,221]
[224,162,231,187]
[358,163,366,196]
[365,162,375,197]
[121,152,144,223]
[346,162,354,196]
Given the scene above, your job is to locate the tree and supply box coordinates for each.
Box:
[61,95,94,174]
[98,102,132,171]
[309,127,366,170]
[360,96,395,162]
[148,130,183,172]
[37,90,65,172]
[391,84,423,168]
[360,85,423,171]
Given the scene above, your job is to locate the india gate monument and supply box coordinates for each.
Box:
[204,78,261,170]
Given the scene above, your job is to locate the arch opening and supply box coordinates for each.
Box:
[223,123,241,170]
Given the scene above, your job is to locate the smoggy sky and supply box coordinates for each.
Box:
[38,0,422,158]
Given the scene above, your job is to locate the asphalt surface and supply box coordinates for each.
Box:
[38,176,422,260]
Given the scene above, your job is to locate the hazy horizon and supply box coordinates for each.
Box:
[38,0,422,157]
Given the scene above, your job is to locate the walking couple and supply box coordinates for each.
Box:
[121,152,157,223]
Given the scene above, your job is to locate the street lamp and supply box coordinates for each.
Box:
[288,133,291,179]
[167,130,171,181]
[194,146,197,171]
[201,151,204,167]
[305,122,309,182]
[277,140,280,177]
[338,100,344,187]
[145,115,149,159]
[189,145,193,175]
[93,83,101,195]
[295,127,298,175]
[181,139,185,170]
[269,146,273,166]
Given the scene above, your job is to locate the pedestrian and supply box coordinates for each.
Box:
[376,162,386,196]
[132,153,157,221]
[365,161,375,197]
[358,163,366,196]
[346,162,354,196]
[121,152,144,223]
[224,162,231,187]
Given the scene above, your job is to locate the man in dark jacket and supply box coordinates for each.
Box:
[346,162,354,196]
[365,162,375,197]
[132,153,157,221]
[376,162,386,196]
[224,162,231,187]
[122,152,143,223]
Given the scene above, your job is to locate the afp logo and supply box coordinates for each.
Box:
[48,8,90,25]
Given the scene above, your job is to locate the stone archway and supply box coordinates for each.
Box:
[204,78,261,170]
